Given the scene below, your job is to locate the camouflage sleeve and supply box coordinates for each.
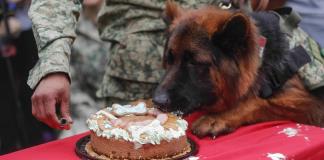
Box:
[27,0,82,89]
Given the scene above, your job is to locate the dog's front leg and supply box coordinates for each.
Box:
[191,97,277,138]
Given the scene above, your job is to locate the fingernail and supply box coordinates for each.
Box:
[59,117,72,130]
[60,118,68,125]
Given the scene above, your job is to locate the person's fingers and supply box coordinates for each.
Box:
[31,94,44,122]
[43,97,61,129]
[37,95,57,129]
[60,96,72,130]
[31,73,71,129]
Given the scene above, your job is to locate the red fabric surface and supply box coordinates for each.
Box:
[1,112,324,160]
[0,132,89,160]
[185,112,324,160]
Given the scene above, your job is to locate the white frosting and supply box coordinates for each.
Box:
[102,128,131,141]
[86,103,188,146]
[87,119,99,132]
[128,119,165,144]
[112,102,147,116]
[266,153,286,160]
[177,119,188,131]
[127,119,187,144]
[103,121,112,129]
[96,110,117,120]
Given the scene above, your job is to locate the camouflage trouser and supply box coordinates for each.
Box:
[96,32,163,102]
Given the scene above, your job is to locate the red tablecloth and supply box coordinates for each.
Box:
[1,112,324,160]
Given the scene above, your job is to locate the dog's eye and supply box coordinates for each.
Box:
[188,60,209,66]
[185,54,211,67]
[188,60,199,66]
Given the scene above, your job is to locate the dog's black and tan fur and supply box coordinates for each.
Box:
[153,1,324,138]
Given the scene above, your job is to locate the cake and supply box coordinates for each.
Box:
[86,101,190,160]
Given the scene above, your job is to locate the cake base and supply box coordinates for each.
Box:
[75,135,198,160]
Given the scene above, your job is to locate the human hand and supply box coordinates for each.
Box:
[31,73,72,130]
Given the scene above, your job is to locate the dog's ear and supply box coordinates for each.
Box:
[212,12,251,55]
[163,0,183,25]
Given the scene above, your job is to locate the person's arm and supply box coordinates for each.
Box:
[28,0,82,129]
[267,0,286,10]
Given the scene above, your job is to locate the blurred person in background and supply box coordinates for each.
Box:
[59,0,109,138]
[0,0,56,155]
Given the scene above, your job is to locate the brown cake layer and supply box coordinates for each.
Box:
[90,132,190,160]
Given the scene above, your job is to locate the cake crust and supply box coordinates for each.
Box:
[89,132,190,159]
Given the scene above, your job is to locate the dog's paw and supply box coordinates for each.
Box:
[191,115,235,139]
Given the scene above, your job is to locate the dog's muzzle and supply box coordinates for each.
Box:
[153,88,171,112]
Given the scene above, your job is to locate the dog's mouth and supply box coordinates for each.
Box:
[153,101,202,117]
[155,105,185,117]
[153,104,170,113]
[153,83,218,115]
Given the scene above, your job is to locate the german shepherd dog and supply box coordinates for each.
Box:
[153,1,324,138]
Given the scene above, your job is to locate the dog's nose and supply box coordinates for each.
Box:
[153,90,171,108]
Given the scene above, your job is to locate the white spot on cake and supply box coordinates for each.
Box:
[278,128,299,137]
[185,156,200,160]
[267,153,286,160]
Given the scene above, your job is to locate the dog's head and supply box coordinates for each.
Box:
[153,1,260,114]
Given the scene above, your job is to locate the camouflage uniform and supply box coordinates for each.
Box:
[27,0,223,104]
[288,28,324,90]
[276,9,324,90]
[70,15,109,99]
[27,0,323,105]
